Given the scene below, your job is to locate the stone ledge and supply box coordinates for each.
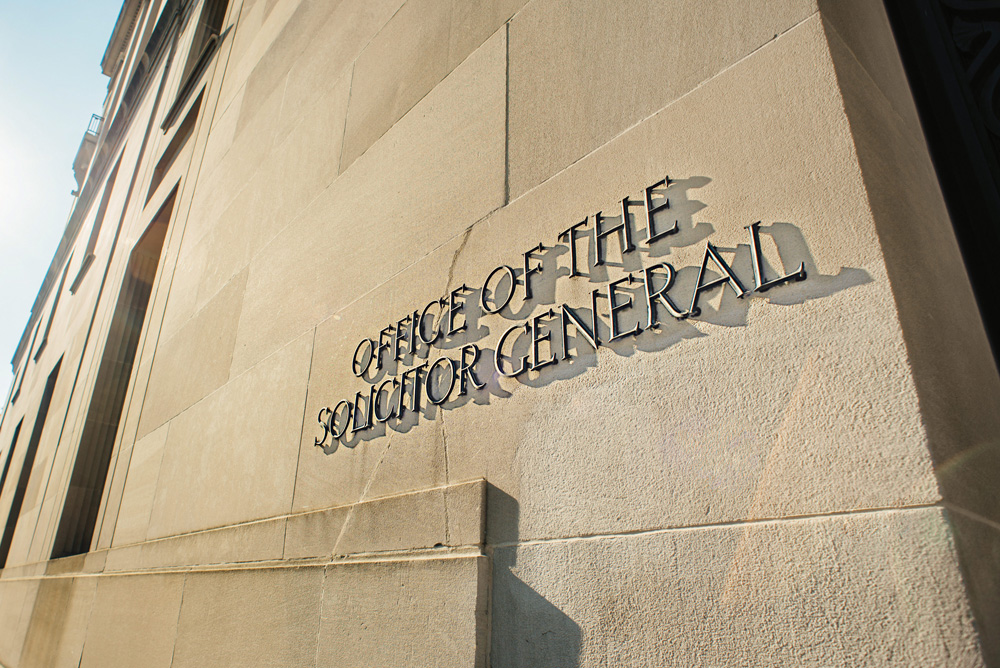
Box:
[97,478,486,572]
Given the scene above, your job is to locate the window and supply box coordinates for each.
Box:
[51,192,174,559]
[0,421,24,509]
[11,321,41,404]
[161,0,229,129]
[147,91,202,202]
[0,360,61,568]
[34,254,73,361]
[181,0,229,84]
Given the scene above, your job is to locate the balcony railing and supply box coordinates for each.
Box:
[86,113,104,136]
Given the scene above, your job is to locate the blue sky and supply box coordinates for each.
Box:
[0,0,125,393]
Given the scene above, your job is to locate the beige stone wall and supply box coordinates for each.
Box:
[0,0,996,665]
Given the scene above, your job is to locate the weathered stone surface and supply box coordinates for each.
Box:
[231,28,506,375]
[0,578,40,667]
[507,0,818,199]
[188,68,352,318]
[491,507,982,667]
[950,510,1000,665]
[145,331,312,539]
[79,573,184,668]
[107,517,285,571]
[340,0,525,172]
[339,0,452,171]
[282,503,349,561]
[318,554,489,668]
[285,479,484,559]
[295,17,938,543]
[0,0,995,664]
[111,423,168,546]
[19,576,96,668]
[137,268,247,438]
[170,566,324,668]
[821,8,1000,524]
[278,0,405,136]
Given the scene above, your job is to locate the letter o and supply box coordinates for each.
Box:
[327,399,353,440]
[480,265,516,314]
[352,338,375,377]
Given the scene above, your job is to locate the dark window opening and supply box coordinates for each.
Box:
[147,91,202,202]
[883,0,1000,364]
[182,0,229,84]
[12,321,41,405]
[34,254,73,361]
[0,421,24,507]
[51,192,174,559]
[0,360,62,568]
[162,0,229,130]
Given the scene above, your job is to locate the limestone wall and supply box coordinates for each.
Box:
[0,0,996,665]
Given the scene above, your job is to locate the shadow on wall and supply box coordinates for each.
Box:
[487,484,582,668]
[322,176,872,450]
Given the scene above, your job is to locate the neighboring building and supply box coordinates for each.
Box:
[0,0,997,665]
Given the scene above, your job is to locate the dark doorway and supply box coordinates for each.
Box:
[882,0,1000,365]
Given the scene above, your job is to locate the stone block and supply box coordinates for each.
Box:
[200,83,243,183]
[236,0,340,137]
[170,565,324,667]
[291,230,467,513]
[446,478,487,548]
[137,268,247,438]
[44,549,106,576]
[339,0,452,170]
[822,10,1000,523]
[0,578,39,667]
[145,331,312,539]
[112,423,169,546]
[491,507,982,666]
[507,0,817,198]
[318,554,489,667]
[188,68,352,316]
[231,28,506,374]
[332,482,448,557]
[339,0,524,173]
[285,479,484,559]
[184,73,284,249]
[949,509,1000,664]
[279,0,404,135]
[103,544,142,572]
[19,576,96,668]
[109,517,285,571]
[449,0,527,72]
[282,503,349,561]
[79,573,185,668]
[158,231,210,340]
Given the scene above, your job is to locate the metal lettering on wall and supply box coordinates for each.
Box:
[314,177,809,448]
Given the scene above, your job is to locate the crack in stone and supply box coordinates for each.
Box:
[331,432,394,557]
[444,225,474,292]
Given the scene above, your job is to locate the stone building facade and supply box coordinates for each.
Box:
[0,0,997,665]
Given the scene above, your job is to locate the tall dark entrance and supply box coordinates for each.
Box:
[883,0,1000,364]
